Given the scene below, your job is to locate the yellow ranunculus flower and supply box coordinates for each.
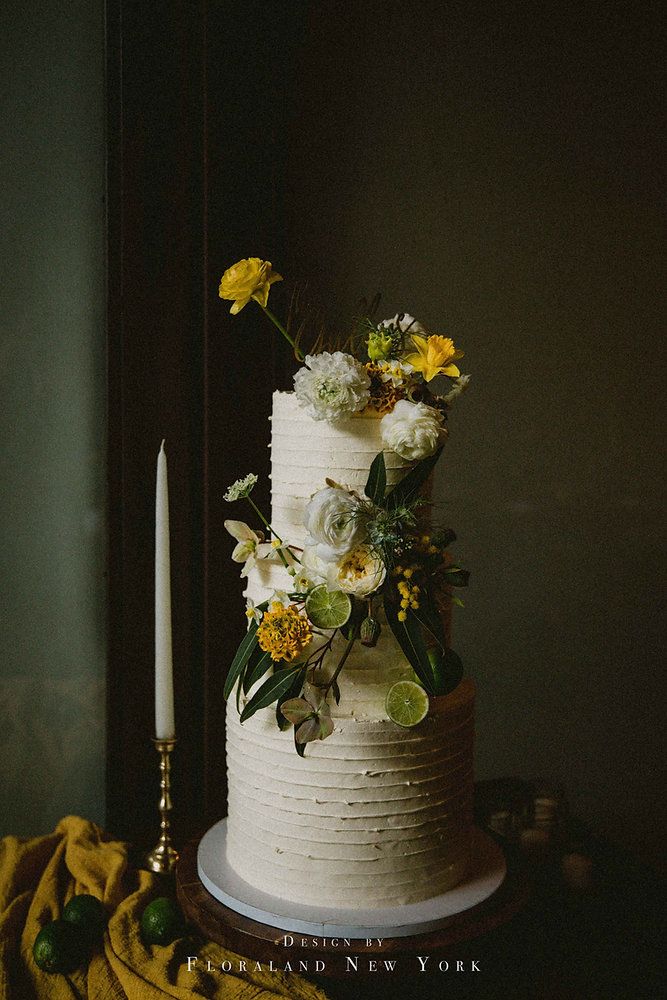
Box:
[404,334,464,382]
[218,257,282,315]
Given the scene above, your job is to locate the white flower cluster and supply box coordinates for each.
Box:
[293,351,370,422]
[302,485,386,598]
[223,473,258,501]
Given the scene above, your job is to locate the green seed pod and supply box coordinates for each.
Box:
[360,616,381,647]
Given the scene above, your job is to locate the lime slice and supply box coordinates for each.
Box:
[385,680,430,728]
[305,585,352,630]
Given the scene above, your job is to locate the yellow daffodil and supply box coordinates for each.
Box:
[218,257,282,314]
[404,334,464,382]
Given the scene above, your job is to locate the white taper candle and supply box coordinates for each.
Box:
[155,440,175,739]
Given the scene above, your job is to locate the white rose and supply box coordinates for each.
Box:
[303,486,366,563]
[336,544,386,597]
[380,399,447,461]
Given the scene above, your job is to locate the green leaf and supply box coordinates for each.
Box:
[224,627,258,701]
[294,729,307,757]
[443,567,470,588]
[430,647,464,696]
[223,601,269,701]
[411,597,447,652]
[243,649,272,694]
[240,663,305,723]
[386,447,443,510]
[365,452,387,506]
[450,595,465,608]
[276,670,304,730]
[384,604,437,694]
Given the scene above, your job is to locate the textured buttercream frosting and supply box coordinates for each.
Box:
[225,390,475,908]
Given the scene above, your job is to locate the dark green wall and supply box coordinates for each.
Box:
[281,3,665,865]
[0,1,106,834]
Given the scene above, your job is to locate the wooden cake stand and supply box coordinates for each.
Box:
[176,823,529,977]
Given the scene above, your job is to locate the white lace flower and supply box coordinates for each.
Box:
[380,399,448,461]
[223,473,258,501]
[293,351,370,422]
[378,313,426,337]
[224,519,272,577]
[336,544,386,597]
[303,486,367,563]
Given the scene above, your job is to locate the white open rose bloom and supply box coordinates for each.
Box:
[380,398,448,461]
[336,544,386,597]
[293,351,370,422]
[303,485,366,563]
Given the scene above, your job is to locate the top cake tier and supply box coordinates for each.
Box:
[269,391,413,546]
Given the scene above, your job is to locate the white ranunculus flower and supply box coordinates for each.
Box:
[293,351,370,422]
[336,544,386,597]
[303,486,367,563]
[380,398,448,461]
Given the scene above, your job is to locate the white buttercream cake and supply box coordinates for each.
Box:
[225,392,475,908]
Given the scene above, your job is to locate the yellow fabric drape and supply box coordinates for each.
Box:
[0,816,328,1000]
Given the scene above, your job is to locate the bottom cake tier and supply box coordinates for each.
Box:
[225,678,475,908]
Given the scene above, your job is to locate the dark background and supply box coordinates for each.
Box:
[1,0,664,887]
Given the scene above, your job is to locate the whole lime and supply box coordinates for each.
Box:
[62,893,107,947]
[140,897,184,946]
[33,919,85,974]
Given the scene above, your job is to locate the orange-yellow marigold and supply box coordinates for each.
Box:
[256,602,312,662]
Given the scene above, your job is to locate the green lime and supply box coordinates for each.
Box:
[385,680,430,728]
[305,585,352,630]
[140,897,184,946]
[33,919,85,974]
[62,893,107,947]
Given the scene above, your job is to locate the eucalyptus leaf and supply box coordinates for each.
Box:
[386,447,443,510]
[365,452,387,506]
[240,663,305,723]
[294,730,307,757]
[384,603,437,694]
[280,697,315,726]
[296,714,334,744]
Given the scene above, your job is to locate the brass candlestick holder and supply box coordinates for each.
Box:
[145,736,179,873]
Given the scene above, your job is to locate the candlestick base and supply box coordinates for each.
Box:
[144,736,179,874]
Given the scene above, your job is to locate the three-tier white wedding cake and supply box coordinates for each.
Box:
[225,393,475,908]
